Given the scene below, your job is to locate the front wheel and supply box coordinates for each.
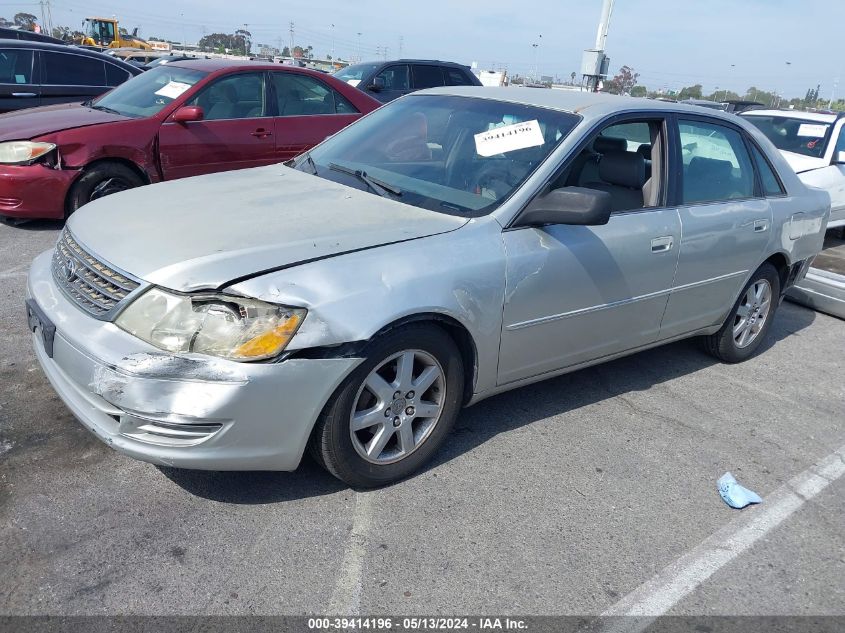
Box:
[309,324,464,488]
[66,163,144,216]
[703,262,781,363]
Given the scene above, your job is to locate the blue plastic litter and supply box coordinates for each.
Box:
[718,472,762,509]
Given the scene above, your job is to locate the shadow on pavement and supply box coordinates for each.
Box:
[0,217,64,231]
[158,302,816,501]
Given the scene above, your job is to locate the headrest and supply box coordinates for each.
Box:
[593,135,627,154]
[688,156,733,180]
[637,144,652,160]
[599,151,646,189]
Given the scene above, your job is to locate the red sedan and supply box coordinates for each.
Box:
[0,60,381,220]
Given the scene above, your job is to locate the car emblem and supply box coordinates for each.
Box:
[62,258,78,283]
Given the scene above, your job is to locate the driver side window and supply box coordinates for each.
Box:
[556,119,664,212]
[375,65,409,91]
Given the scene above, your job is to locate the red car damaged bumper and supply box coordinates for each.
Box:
[0,163,79,220]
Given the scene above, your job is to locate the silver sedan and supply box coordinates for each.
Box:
[26,88,829,487]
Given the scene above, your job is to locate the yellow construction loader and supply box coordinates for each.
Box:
[79,17,152,50]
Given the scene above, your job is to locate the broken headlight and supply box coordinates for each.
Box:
[116,288,306,362]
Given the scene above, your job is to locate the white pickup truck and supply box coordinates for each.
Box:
[742,110,845,318]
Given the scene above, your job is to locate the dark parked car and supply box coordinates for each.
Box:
[0,59,381,219]
[333,59,481,103]
[0,40,141,113]
[0,26,65,45]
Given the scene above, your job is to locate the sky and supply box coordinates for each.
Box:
[6,0,842,100]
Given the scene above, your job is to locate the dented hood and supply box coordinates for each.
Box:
[0,103,129,141]
[68,165,469,292]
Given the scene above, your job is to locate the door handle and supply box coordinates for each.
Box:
[12,92,37,98]
[651,236,674,253]
[753,219,769,232]
[250,129,272,138]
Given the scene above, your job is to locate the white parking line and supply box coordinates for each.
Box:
[328,491,374,615]
[0,264,28,279]
[600,443,845,632]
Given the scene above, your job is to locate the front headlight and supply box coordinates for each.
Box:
[115,288,306,362]
[0,141,56,165]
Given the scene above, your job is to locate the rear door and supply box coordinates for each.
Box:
[411,64,445,92]
[0,47,39,112]
[801,121,845,226]
[659,117,773,338]
[157,71,276,180]
[39,50,109,105]
[270,71,360,161]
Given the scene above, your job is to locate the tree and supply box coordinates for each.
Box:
[234,28,252,54]
[630,85,647,98]
[0,17,12,27]
[281,46,290,57]
[14,12,38,30]
[604,65,640,95]
[51,25,71,41]
[677,84,704,100]
[570,71,576,85]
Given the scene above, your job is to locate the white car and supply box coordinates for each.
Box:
[743,110,845,229]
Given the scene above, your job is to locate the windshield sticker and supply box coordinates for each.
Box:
[474,119,545,157]
[796,123,828,138]
[154,81,192,99]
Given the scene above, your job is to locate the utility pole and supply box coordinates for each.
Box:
[289,22,295,57]
[357,32,362,63]
[399,35,403,59]
[830,78,839,109]
[582,0,615,92]
[331,23,335,60]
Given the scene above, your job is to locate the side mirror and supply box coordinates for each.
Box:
[171,105,204,123]
[833,151,845,165]
[514,187,612,227]
[366,77,385,92]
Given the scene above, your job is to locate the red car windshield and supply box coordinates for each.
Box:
[92,66,208,118]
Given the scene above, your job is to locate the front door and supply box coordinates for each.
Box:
[371,64,410,103]
[0,47,39,113]
[659,117,773,338]
[497,118,681,385]
[158,72,276,180]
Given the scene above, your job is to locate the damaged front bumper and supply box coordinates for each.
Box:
[27,250,361,470]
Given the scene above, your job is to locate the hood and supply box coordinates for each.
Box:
[779,150,827,174]
[68,165,469,292]
[0,103,129,141]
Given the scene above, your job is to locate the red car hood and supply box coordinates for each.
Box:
[0,102,129,141]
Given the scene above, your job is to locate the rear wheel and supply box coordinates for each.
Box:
[67,163,144,216]
[309,324,464,488]
[703,262,780,363]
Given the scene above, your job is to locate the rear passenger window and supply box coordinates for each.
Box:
[678,120,755,204]
[749,143,785,197]
[273,73,358,116]
[445,68,473,86]
[105,64,131,87]
[412,64,444,89]
[0,49,34,84]
[42,52,106,86]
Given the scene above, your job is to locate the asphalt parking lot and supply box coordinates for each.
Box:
[0,219,843,618]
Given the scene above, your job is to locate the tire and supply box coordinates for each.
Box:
[67,163,144,216]
[309,324,464,488]
[703,262,781,363]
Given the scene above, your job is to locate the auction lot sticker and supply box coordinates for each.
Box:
[474,120,544,157]
[154,81,193,99]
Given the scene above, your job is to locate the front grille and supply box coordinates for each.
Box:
[52,229,141,318]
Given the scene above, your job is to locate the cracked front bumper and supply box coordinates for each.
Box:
[27,250,361,471]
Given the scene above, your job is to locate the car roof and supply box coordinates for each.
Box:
[168,58,327,73]
[413,86,753,122]
[0,38,141,72]
[741,109,839,123]
[355,59,471,68]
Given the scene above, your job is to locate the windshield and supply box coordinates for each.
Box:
[333,62,379,87]
[91,66,208,118]
[743,115,832,158]
[294,94,580,217]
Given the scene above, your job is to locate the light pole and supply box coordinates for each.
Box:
[330,23,335,61]
[532,34,542,83]
[357,32,362,63]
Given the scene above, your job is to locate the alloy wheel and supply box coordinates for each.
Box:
[733,279,772,348]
